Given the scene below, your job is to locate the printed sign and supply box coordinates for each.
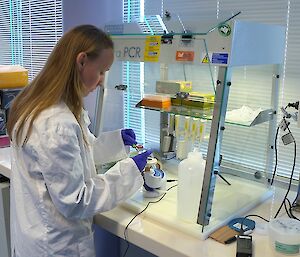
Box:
[201,52,229,65]
[114,44,143,61]
[144,36,161,62]
[176,51,194,61]
[212,53,228,64]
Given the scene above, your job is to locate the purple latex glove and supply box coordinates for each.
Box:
[121,129,137,146]
[131,150,152,172]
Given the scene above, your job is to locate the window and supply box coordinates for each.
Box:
[122,0,299,182]
[0,0,63,81]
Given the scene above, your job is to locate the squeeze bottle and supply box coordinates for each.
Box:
[177,151,206,223]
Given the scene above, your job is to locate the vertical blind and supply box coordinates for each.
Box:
[0,0,62,81]
[123,0,300,181]
[0,0,14,64]
[123,0,146,143]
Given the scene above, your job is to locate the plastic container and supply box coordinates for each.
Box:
[177,151,206,223]
[0,65,28,89]
[268,218,300,255]
[176,139,188,160]
[140,94,171,109]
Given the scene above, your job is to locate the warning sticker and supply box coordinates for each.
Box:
[212,53,228,64]
[176,51,194,62]
[202,54,210,63]
[201,52,228,64]
[144,36,161,62]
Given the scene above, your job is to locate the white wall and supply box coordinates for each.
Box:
[63,0,122,31]
[63,0,124,135]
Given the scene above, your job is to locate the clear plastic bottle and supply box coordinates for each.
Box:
[177,151,206,223]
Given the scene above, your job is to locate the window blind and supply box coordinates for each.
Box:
[0,0,14,64]
[123,0,299,181]
[123,0,146,143]
[0,0,62,81]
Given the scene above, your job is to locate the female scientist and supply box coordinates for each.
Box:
[7,24,151,257]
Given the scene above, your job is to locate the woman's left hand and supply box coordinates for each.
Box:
[121,129,137,146]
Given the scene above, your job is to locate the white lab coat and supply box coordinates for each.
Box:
[10,102,143,257]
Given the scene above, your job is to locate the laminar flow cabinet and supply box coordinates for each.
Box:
[99,13,285,239]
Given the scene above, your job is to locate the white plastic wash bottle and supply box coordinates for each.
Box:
[177,151,206,223]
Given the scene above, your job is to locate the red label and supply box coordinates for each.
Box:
[176,51,194,61]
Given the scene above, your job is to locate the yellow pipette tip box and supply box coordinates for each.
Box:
[171,92,215,109]
[141,94,171,109]
[0,65,28,89]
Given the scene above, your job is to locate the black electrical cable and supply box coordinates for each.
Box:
[283,199,293,219]
[167,179,178,182]
[271,104,291,186]
[285,198,300,221]
[274,120,297,219]
[274,104,300,218]
[240,214,269,234]
[122,184,178,257]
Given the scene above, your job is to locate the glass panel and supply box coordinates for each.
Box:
[136,65,275,127]
[103,56,277,237]
[202,64,275,234]
[105,11,241,36]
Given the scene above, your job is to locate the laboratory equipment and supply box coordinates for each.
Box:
[140,94,171,109]
[0,66,26,168]
[0,65,28,89]
[177,151,205,222]
[236,235,253,257]
[268,218,300,255]
[156,80,192,94]
[277,103,300,213]
[101,11,285,239]
[143,156,166,198]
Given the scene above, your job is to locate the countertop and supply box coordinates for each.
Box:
[1,147,299,257]
[0,147,11,179]
[94,190,299,257]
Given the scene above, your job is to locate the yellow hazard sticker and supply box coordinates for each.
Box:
[202,54,210,63]
[144,36,161,62]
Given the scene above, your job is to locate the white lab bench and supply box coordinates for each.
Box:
[0,147,11,257]
[0,147,298,257]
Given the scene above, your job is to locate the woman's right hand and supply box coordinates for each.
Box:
[131,150,152,172]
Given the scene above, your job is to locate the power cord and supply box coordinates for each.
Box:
[270,102,299,220]
[284,198,300,221]
[274,118,297,219]
[122,183,178,257]
[240,214,269,234]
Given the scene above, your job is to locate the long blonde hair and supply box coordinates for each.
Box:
[7,25,113,145]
